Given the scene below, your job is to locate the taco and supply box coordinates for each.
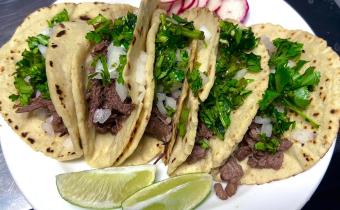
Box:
[0,3,112,161]
[169,19,270,175]
[136,7,211,166]
[211,24,339,199]
[71,0,159,168]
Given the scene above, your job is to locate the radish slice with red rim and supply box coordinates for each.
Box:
[198,0,209,7]
[160,0,177,2]
[240,0,249,22]
[180,0,197,13]
[207,0,222,11]
[169,0,184,14]
[216,0,248,22]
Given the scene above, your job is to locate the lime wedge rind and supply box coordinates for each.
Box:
[122,173,212,210]
[56,165,156,209]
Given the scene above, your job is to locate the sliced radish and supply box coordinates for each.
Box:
[240,0,249,22]
[160,0,177,2]
[207,0,222,11]
[216,0,248,22]
[170,0,184,14]
[159,1,175,11]
[179,0,196,13]
[198,0,209,7]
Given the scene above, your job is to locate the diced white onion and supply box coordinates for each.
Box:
[115,81,128,102]
[165,96,177,110]
[93,108,111,124]
[107,43,126,78]
[291,130,315,143]
[40,28,52,37]
[233,68,247,80]
[166,117,172,124]
[270,68,276,73]
[24,76,31,83]
[171,88,182,99]
[35,90,41,98]
[156,93,167,116]
[275,105,284,113]
[200,26,212,41]
[288,60,295,68]
[261,123,273,137]
[38,44,47,57]
[201,72,208,86]
[41,116,55,136]
[254,116,271,124]
[62,137,74,151]
[261,35,275,54]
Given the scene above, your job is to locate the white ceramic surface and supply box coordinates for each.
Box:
[0,0,335,209]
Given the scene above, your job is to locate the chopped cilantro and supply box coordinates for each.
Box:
[188,62,203,96]
[86,13,137,85]
[199,21,261,139]
[165,106,176,117]
[154,14,204,94]
[99,56,111,86]
[259,38,320,128]
[254,134,280,153]
[198,139,210,149]
[177,107,190,137]
[10,11,70,106]
[47,9,69,28]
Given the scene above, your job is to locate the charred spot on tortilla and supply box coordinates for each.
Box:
[79,15,90,21]
[312,112,319,117]
[46,147,54,153]
[132,36,136,45]
[51,44,58,48]
[60,23,65,29]
[55,85,62,95]
[14,125,19,130]
[0,66,4,72]
[27,138,35,144]
[330,109,337,114]
[10,57,14,60]
[127,83,131,90]
[56,30,66,37]
[7,118,12,123]
[49,61,53,67]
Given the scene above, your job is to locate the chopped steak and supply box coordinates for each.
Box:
[87,79,135,135]
[15,96,68,136]
[196,121,213,140]
[186,145,207,163]
[215,157,244,200]
[186,121,213,164]
[214,183,228,200]
[91,40,110,57]
[233,122,293,170]
[247,151,284,170]
[145,106,172,141]
[220,156,244,183]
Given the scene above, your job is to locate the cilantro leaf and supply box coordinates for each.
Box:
[47,9,69,28]
[27,34,49,49]
[188,62,203,96]
[99,55,111,86]
[269,38,303,67]
[198,139,210,149]
[177,107,190,137]
[154,14,204,94]
[254,134,280,154]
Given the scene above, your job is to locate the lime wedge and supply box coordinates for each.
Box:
[122,173,212,210]
[56,165,155,209]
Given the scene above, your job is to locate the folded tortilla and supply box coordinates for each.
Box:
[0,3,112,161]
[71,0,158,168]
[167,8,220,174]
[235,24,340,184]
[171,20,270,175]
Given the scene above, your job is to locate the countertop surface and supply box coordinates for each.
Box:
[0,0,339,210]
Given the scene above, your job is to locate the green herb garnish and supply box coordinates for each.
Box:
[154,14,204,94]
[47,9,69,28]
[199,21,261,139]
[99,56,111,86]
[177,107,190,137]
[10,11,70,105]
[255,38,320,153]
[198,139,210,149]
[86,13,137,85]
[188,62,203,96]
[165,106,176,118]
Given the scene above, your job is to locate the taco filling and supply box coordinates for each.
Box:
[188,21,262,163]
[215,38,320,200]
[85,13,138,134]
[145,13,204,141]
[9,9,70,136]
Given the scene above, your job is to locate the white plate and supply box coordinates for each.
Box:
[0,0,335,209]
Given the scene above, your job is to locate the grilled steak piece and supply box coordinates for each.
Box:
[247,151,284,170]
[186,145,207,163]
[214,183,228,200]
[145,106,172,141]
[16,96,68,136]
[87,79,134,135]
[91,40,110,57]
